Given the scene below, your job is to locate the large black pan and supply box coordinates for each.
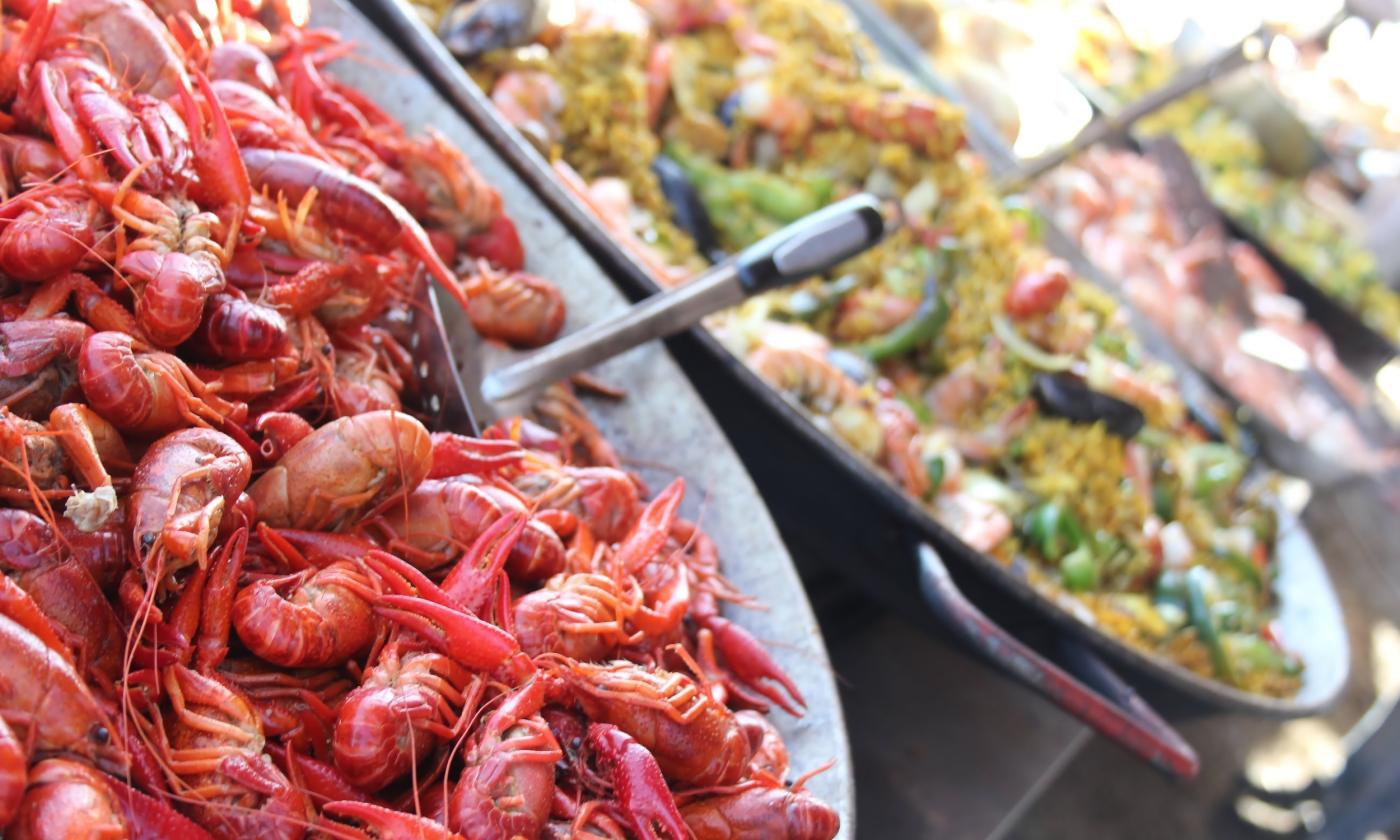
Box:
[356,0,1350,729]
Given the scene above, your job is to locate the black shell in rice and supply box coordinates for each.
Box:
[439,0,539,58]
[717,92,740,128]
[1032,373,1146,439]
[652,154,724,263]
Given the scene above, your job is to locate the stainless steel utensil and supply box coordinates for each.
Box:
[997,29,1273,190]
[480,194,891,403]
[1147,136,1259,325]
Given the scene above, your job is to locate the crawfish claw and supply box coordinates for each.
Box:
[426,432,522,479]
[374,594,519,672]
[324,800,462,839]
[362,549,454,606]
[703,616,807,716]
[615,478,685,575]
[587,723,688,840]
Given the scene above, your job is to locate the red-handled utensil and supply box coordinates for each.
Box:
[917,543,1199,779]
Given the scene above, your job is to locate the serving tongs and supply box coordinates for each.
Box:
[1147,137,1258,326]
[401,193,892,428]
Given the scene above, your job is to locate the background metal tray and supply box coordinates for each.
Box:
[315,0,856,829]
[846,0,1398,370]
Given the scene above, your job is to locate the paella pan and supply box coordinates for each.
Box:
[364,0,1348,716]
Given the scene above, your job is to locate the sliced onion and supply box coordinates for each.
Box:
[738,80,772,119]
[991,314,1075,372]
[1160,521,1193,570]
[864,167,898,200]
[901,177,940,223]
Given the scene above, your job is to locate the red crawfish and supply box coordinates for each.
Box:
[0,600,128,777]
[231,559,379,669]
[78,331,247,434]
[448,677,561,840]
[459,258,565,349]
[4,757,219,840]
[128,428,251,597]
[249,410,432,531]
[330,640,484,793]
[513,571,643,661]
[542,657,752,788]
[147,665,309,839]
[238,148,469,311]
[679,775,840,840]
[361,476,565,581]
[0,319,90,420]
[586,722,689,840]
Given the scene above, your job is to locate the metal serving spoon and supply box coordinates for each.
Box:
[404,193,894,427]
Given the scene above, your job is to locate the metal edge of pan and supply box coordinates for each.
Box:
[359,0,1349,716]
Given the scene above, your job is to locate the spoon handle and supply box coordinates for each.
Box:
[481,193,892,402]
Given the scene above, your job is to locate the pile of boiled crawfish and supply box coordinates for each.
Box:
[0,0,839,836]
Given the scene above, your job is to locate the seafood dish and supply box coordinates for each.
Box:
[425,0,1310,697]
[0,0,841,836]
[1069,22,1400,346]
[1035,147,1396,474]
[863,0,1400,345]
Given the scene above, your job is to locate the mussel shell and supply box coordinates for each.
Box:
[438,0,541,58]
[827,348,875,384]
[1032,373,1146,439]
[716,92,740,128]
[652,154,724,263]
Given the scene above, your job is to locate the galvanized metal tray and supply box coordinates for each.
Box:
[356,0,1348,720]
[313,0,855,828]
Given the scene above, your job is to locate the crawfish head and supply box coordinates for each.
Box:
[248,410,431,531]
[129,428,253,587]
[0,613,126,773]
[554,660,751,789]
